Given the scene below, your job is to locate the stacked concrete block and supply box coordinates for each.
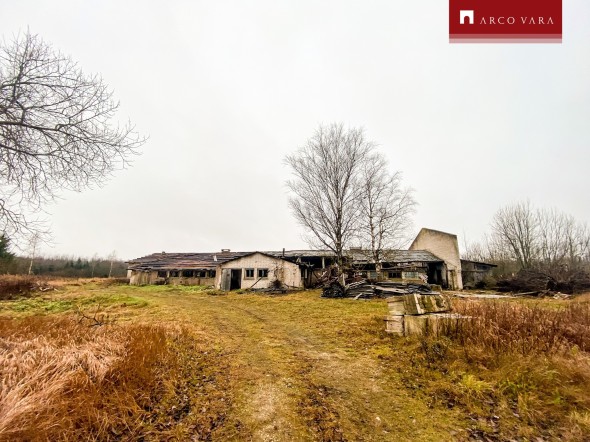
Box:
[385,293,454,336]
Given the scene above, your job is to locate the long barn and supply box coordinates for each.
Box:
[127,228,492,290]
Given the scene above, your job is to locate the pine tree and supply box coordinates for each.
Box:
[0,234,15,273]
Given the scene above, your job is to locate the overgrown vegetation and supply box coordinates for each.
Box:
[0,275,53,300]
[0,316,166,440]
[1,280,589,440]
[497,268,590,294]
[464,201,590,293]
[396,297,590,441]
[0,315,232,441]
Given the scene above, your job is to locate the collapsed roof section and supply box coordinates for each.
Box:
[127,248,444,271]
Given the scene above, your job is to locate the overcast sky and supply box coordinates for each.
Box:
[2,1,589,260]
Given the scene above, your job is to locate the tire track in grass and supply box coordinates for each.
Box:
[158,295,312,441]
[142,292,467,441]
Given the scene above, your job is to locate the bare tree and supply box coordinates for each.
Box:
[537,208,571,269]
[356,153,416,274]
[537,209,590,273]
[480,201,590,280]
[107,250,117,278]
[26,232,41,275]
[90,252,99,278]
[0,31,145,244]
[572,223,590,266]
[285,123,374,267]
[491,201,539,269]
[463,233,508,263]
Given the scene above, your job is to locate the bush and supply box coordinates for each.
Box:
[0,275,52,300]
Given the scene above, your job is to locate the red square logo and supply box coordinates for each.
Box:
[449,0,562,43]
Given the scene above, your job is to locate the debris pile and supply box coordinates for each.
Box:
[321,279,439,299]
[373,281,438,297]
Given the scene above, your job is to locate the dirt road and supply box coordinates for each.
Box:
[139,289,465,441]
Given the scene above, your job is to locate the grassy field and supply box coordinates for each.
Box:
[1,279,589,441]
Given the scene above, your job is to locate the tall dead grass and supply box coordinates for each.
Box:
[409,299,590,440]
[0,316,168,441]
[440,299,590,357]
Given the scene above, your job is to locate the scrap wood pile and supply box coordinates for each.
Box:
[312,267,340,287]
[322,278,439,299]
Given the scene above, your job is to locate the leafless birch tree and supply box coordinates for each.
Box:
[0,32,145,244]
[285,123,374,266]
[491,201,539,269]
[479,201,590,276]
[537,209,590,273]
[356,154,416,273]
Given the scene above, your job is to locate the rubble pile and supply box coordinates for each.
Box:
[321,279,439,299]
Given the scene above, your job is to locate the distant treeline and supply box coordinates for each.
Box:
[0,255,127,278]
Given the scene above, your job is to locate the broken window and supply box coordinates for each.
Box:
[402,271,420,279]
[257,268,269,278]
[209,270,216,278]
[182,270,193,278]
[157,270,167,278]
[244,268,254,279]
[387,271,401,279]
[169,270,179,277]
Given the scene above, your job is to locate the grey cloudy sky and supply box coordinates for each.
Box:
[3,1,589,260]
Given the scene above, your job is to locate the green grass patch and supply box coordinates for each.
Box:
[0,294,147,315]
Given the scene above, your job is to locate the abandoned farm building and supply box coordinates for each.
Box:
[460,259,497,288]
[127,228,493,290]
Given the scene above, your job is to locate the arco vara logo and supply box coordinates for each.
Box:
[450,0,562,43]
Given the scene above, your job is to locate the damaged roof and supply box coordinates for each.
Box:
[127,251,251,271]
[348,249,443,264]
[127,249,443,271]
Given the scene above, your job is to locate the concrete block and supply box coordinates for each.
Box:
[384,315,404,335]
[403,313,466,336]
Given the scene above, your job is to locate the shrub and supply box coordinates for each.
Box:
[0,275,52,300]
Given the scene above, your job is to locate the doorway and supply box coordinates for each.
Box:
[230,269,242,290]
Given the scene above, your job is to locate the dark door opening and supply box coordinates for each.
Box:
[427,264,442,284]
[230,269,242,290]
[427,263,446,288]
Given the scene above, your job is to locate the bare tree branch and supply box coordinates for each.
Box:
[0,31,146,245]
[356,153,416,274]
[491,201,539,269]
[285,123,374,266]
[477,201,590,279]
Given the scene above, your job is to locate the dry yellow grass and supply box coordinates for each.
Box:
[396,297,590,440]
[1,281,589,441]
[0,316,166,440]
[0,312,232,441]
